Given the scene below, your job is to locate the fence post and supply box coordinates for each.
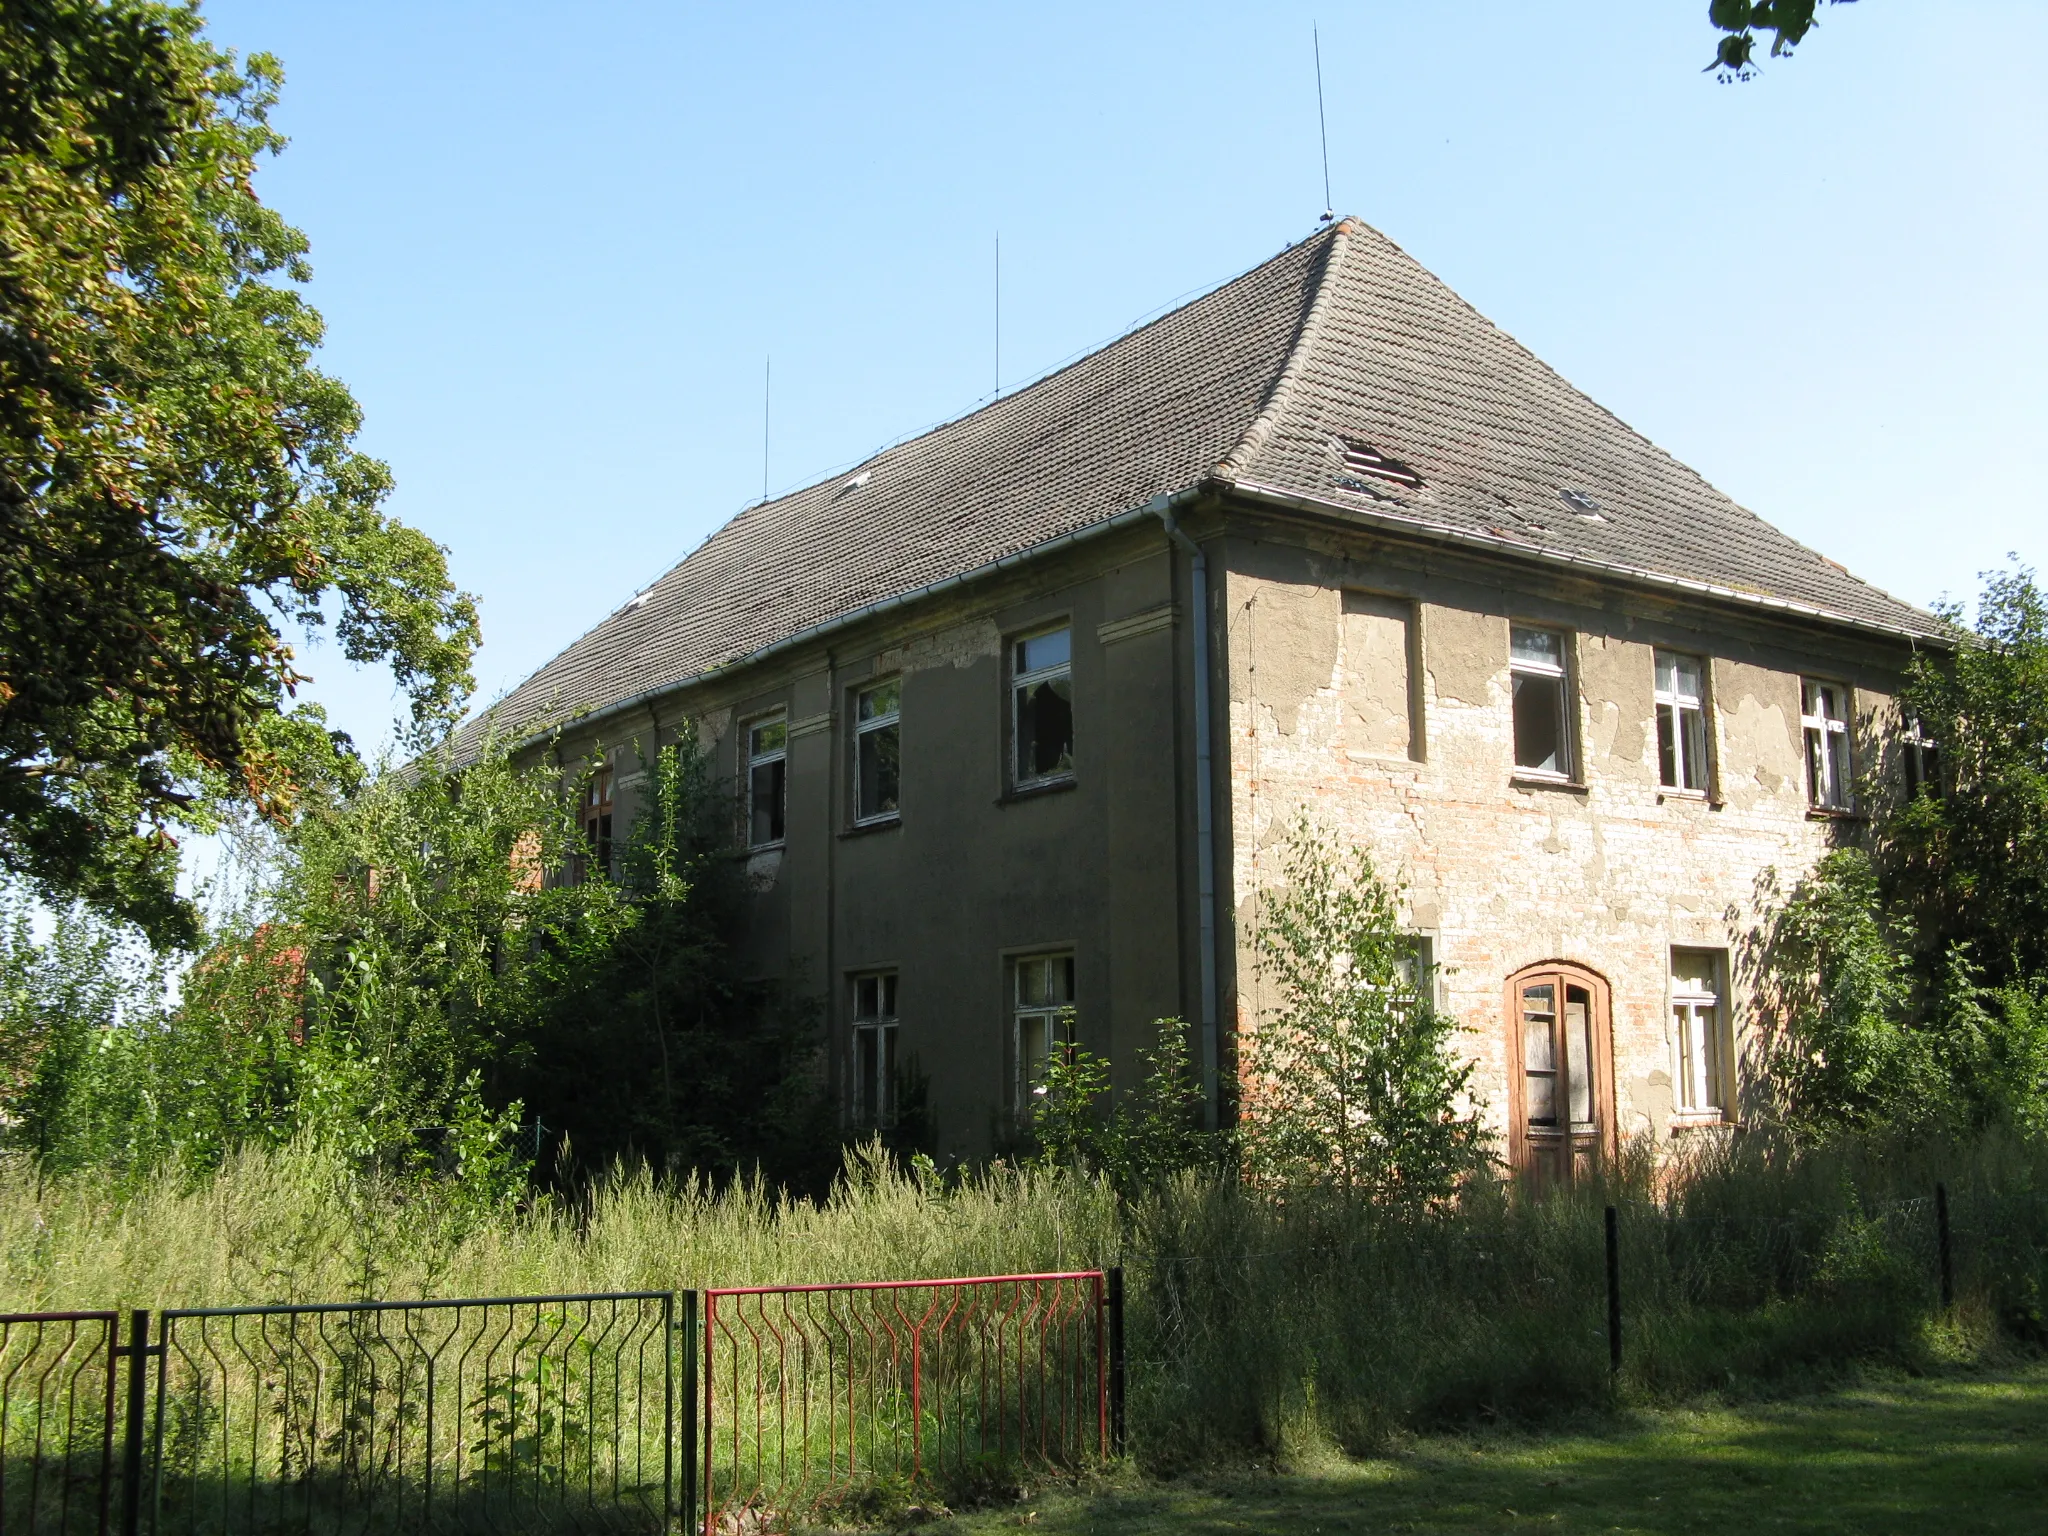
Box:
[1106,1267,1126,1457]
[1604,1206,1622,1376]
[683,1290,699,1531]
[1936,1182,1955,1311]
[117,1309,150,1536]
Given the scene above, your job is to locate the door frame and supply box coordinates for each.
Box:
[1503,960,1618,1180]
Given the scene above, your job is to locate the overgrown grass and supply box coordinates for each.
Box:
[3,1129,2045,1468]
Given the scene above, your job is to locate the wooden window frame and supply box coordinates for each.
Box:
[1669,947,1731,1119]
[849,969,899,1128]
[1009,624,1076,791]
[745,712,788,849]
[1654,649,1712,795]
[1509,624,1576,783]
[1504,961,1617,1182]
[1801,678,1854,810]
[852,677,902,826]
[572,764,614,885]
[1011,950,1076,1116]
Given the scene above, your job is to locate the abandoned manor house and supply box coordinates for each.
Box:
[471,217,1948,1175]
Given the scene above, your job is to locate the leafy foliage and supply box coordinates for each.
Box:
[1031,1014,1210,1192]
[1758,848,1943,1137]
[0,0,478,946]
[1754,565,2048,1142]
[1707,1,1858,79]
[1239,818,1491,1204]
[1886,564,2048,989]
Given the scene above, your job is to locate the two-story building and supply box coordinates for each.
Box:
[463,217,1947,1175]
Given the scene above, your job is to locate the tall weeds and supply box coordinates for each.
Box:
[3,1131,2043,1464]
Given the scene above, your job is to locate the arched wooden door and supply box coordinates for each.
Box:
[1505,963,1616,1187]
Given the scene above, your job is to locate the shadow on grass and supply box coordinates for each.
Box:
[946,1364,2048,1536]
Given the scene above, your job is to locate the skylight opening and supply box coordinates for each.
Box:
[1335,439,1423,489]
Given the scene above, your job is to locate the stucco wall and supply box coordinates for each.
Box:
[1219,526,1904,1154]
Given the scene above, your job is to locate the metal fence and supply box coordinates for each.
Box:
[149,1292,677,1535]
[1,1310,122,1535]
[0,1273,1122,1535]
[701,1271,1114,1534]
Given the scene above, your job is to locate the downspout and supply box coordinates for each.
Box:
[1148,491,1221,1130]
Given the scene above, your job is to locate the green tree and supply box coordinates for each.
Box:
[1240,818,1490,1203]
[1757,848,1940,1138]
[1886,564,2048,989]
[0,0,478,947]
[1708,1,1859,79]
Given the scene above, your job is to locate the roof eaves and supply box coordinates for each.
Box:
[1228,479,1954,649]
[508,484,1212,755]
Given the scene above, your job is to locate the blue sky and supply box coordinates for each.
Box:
[200,0,2047,756]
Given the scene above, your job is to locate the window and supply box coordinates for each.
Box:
[853,678,901,823]
[1510,626,1572,779]
[1802,679,1853,809]
[1904,714,1941,800]
[1013,952,1075,1109]
[1655,651,1711,793]
[1670,949,1729,1116]
[573,765,613,884]
[1011,627,1074,788]
[850,971,898,1126]
[1391,935,1435,1011]
[746,714,787,847]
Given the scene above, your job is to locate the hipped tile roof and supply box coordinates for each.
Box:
[462,217,1942,750]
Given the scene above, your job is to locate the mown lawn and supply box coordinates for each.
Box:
[944,1362,2048,1535]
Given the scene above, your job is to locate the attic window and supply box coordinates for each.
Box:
[1336,440,1423,489]
[1559,488,1602,516]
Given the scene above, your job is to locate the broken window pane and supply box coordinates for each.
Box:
[1509,625,1571,778]
[855,679,901,822]
[1566,988,1593,1129]
[1522,983,1557,1127]
[1655,651,1710,792]
[1801,679,1851,809]
[1012,626,1075,786]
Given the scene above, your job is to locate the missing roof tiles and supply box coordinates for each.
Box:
[1559,488,1602,517]
[1334,438,1423,489]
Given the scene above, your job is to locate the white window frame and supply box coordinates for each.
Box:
[853,677,902,826]
[745,712,788,849]
[1012,951,1075,1112]
[1903,713,1941,799]
[1654,650,1712,795]
[1509,624,1574,781]
[1802,679,1853,810]
[1010,625,1075,790]
[1670,948,1730,1117]
[850,970,899,1127]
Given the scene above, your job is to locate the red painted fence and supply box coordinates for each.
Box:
[700,1271,1113,1532]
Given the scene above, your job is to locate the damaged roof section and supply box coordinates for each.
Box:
[459,217,1944,752]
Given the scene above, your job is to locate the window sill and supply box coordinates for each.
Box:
[840,815,901,839]
[997,776,1078,807]
[1805,805,1867,823]
[1657,788,1723,808]
[1511,774,1587,795]
[737,839,786,857]
[1670,1112,1737,1132]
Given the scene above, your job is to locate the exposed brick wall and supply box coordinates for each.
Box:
[1220,543,1897,1156]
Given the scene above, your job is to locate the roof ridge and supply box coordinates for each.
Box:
[1211,217,1353,485]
